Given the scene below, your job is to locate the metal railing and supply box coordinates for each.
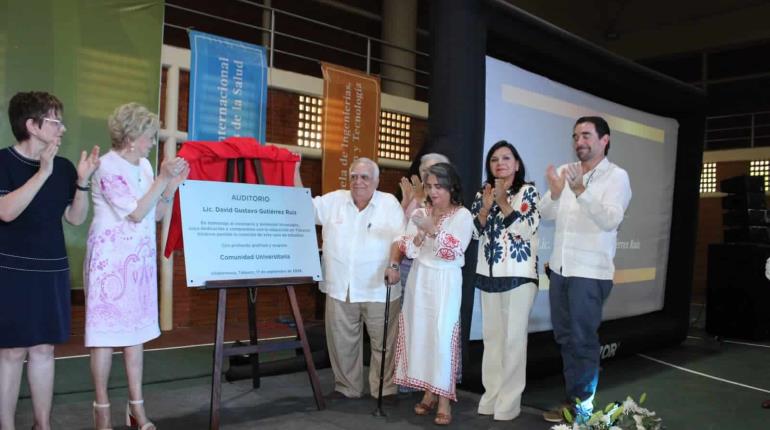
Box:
[164,1,430,92]
[704,111,770,150]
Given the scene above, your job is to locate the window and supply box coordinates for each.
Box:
[700,162,717,193]
[378,111,411,161]
[297,95,322,149]
[749,160,770,191]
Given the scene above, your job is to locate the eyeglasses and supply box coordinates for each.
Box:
[43,117,66,130]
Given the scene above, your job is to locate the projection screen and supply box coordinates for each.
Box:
[470,56,680,339]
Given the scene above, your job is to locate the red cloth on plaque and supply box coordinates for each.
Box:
[163,137,300,257]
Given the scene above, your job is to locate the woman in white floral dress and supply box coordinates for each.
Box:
[84,103,188,430]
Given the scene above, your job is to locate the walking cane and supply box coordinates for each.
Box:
[372,279,393,417]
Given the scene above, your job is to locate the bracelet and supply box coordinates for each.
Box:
[160,193,173,204]
[75,183,91,192]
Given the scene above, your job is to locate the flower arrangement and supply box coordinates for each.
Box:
[550,393,663,430]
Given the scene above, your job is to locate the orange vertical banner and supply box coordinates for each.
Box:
[321,63,381,193]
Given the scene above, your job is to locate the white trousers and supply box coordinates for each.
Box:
[477,282,537,420]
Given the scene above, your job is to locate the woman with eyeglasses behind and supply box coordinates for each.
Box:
[84,103,188,430]
[0,91,100,430]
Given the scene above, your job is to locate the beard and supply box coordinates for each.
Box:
[575,147,592,162]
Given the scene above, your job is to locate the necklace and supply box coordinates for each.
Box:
[585,168,598,187]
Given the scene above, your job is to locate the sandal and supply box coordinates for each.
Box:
[126,399,156,430]
[434,412,452,425]
[93,402,113,430]
[414,400,438,415]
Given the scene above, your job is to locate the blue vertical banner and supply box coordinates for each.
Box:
[188,31,268,143]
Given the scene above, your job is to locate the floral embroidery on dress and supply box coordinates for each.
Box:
[484,240,503,264]
[475,185,539,265]
[508,234,532,262]
[430,208,464,261]
[519,186,539,229]
[100,174,132,198]
[470,198,482,217]
[84,152,159,346]
[398,234,419,259]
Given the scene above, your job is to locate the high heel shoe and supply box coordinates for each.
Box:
[126,399,156,430]
[92,402,113,430]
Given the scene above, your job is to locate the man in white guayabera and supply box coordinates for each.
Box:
[297,157,405,400]
[540,116,632,424]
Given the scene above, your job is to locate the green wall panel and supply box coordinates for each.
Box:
[0,0,164,288]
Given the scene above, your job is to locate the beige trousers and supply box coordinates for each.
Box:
[325,293,401,398]
[477,283,538,420]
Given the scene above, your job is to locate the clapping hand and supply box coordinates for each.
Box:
[411,210,436,235]
[564,163,585,196]
[76,146,101,186]
[160,157,188,180]
[546,164,567,199]
[169,164,190,188]
[410,174,426,202]
[38,141,60,178]
[494,179,511,208]
[399,176,415,208]
[481,183,494,212]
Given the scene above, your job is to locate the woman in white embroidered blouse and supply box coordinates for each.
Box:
[386,162,473,426]
[471,140,540,421]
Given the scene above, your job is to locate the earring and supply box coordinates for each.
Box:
[130,143,135,152]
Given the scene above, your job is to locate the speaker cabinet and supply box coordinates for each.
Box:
[720,175,764,194]
[723,226,770,244]
[706,243,770,340]
[721,193,767,211]
[723,209,770,226]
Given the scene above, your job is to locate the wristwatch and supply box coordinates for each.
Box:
[388,263,399,270]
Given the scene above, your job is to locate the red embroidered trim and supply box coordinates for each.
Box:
[394,315,461,401]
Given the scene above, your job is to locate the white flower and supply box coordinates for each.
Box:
[549,424,571,430]
[634,414,646,430]
[622,397,655,417]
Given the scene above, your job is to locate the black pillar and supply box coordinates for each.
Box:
[428,0,487,373]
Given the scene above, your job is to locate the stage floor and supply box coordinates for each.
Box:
[11,328,770,429]
[15,367,551,429]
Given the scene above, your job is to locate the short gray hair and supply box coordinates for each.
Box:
[108,102,160,150]
[349,157,380,179]
[419,152,450,179]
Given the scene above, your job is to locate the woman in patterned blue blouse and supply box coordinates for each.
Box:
[470,140,540,421]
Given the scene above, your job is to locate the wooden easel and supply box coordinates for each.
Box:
[202,158,325,430]
[204,278,325,429]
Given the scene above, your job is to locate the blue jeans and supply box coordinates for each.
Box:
[548,272,612,418]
